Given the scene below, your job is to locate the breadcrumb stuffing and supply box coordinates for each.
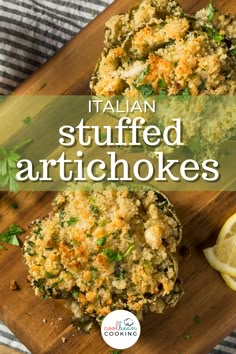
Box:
[23,186,182,326]
[91,0,236,96]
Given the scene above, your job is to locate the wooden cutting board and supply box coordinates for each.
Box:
[0,0,236,354]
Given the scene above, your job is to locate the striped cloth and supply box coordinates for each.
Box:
[0,1,235,353]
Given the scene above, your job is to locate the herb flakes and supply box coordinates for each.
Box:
[66,217,78,226]
[204,26,224,43]
[194,315,201,324]
[90,205,99,214]
[183,334,192,340]
[134,83,154,98]
[11,202,18,209]
[206,0,214,21]
[23,116,31,125]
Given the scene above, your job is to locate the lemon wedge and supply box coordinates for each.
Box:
[217,212,236,243]
[221,273,236,291]
[203,212,236,290]
[203,237,236,276]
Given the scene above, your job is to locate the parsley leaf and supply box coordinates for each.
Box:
[158,79,166,88]
[177,87,190,101]
[11,202,18,209]
[123,244,135,258]
[137,65,150,82]
[0,139,32,192]
[96,235,109,247]
[194,315,201,324]
[23,116,31,125]
[134,83,155,98]
[183,334,192,340]
[0,224,23,247]
[103,249,123,263]
[204,26,224,43]
[103,244,135,263]
[45,271,57,279]
[90,205,99,214]
[206,0,214,21]
[72,290,79,299]
[66,217,78,226]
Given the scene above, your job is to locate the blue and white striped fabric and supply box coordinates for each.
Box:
[0,1,235,353]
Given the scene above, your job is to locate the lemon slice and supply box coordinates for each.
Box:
[203,236,236,276]
[217,212,236,243]
[221,273,236,291]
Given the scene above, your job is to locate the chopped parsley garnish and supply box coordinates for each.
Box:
[100,132,107,141]
[51,278,64,288]
[98,220,106,227]
[204,26,224,43]
[230,48,236,56]
[134,83,155,98]
[90,267,98,272]
[34,278,46,292]
[88,196,95,204]
[90,205,99,214]
[183,334,192,340]
[0,139,32,192]
[123,244,135,258]
[92,272,98,280]
[206,0,214,21]
[96,235,109,247]
[25,240,36,256]
[103,244,135,263]
[158,79,166,88]
[103,249,123,263]
[0,224,23,247]
[67,217,78,226]
[138,65,150,82]
[194,315,201,324]
[178,87,190,101]
[11,202,18,209]
[45,271,57,279]
[158,89,167,97]
[72,290,79,299]
[144,260,151,273]
[86,233,93,238]
[0,244,7,250]
[23,116,31,125]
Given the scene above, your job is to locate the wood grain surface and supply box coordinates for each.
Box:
[0,0,235,354]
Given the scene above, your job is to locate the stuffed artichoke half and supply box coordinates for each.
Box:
[90,0,236,97]
[24,186,182,331]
